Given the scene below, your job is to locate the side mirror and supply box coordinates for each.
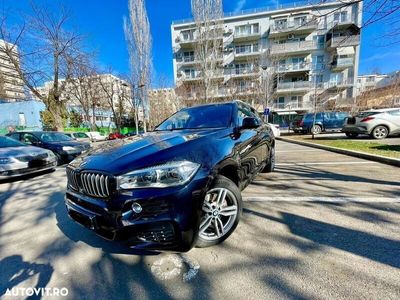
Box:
[241,117,260,130]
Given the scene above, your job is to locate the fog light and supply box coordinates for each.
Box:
[132,202,142,214]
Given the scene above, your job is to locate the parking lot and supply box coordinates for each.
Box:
[1,140,400,299]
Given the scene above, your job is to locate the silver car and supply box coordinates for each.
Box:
[0,136,57,179]
[342,108,400,139]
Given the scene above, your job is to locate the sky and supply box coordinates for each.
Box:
[4,0,400,87]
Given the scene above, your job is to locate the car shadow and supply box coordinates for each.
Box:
[243,208,400,269]
[0,168,56,184]
[0,255,53,299]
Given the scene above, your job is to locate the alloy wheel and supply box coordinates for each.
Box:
[373,126,388,139]
[199,187,238,241]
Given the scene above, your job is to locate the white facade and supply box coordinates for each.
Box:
[171,0,362,113]
[356,74,388,96]
[0,40,25,101]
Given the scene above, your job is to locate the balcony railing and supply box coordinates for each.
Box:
[177,56,196,64]
[331,57,354,69]
[324,79,354,89]
[270,40,321,54]
[271,101,307,110]
[224,67,259,76]
[277,62,310,72]
[276,81,311,91]
[328,35,360,47]
[270,19,318,34]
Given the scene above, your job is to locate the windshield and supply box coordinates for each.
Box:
[0,136,26,148]
[155,104,233,131]
[38,132,74,142]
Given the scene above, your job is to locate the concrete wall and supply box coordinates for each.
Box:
[0,100,45,132]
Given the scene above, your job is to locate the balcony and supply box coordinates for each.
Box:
[328,16,359,31]
[224,67,259,79]
[233,31,261,42]
[234,50,261,60]
[276,81,311,94]
[271,101,309,111]
[327,35,360,48]
[177,72,202,82]
[270,40,321,55]
[269,19,318,37]
[276,62,310,74]
[330,57,354,71]
[176,55,197,66]
[324,79,354,91]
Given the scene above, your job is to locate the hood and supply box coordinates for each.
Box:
[0,145,50,157]
[44,140,90,149]
[70,128,231,175]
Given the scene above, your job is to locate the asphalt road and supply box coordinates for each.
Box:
[1,140,400,299]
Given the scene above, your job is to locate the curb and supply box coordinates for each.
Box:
[276,137,400,167]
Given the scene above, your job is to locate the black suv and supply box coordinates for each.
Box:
[65,101,275,251]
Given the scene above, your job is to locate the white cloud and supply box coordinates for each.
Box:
[234,0,247,13]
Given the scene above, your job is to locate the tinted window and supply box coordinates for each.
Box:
[38,132,74,142]
[21,133,40,145]
[156,104,233,130]
[0,136,26,148]
[75,132,89,138]
[237,103,261,126]
[7,133,20,140]
[356,111,380,118]
[388,110,400,116]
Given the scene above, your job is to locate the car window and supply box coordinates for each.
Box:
[356,111,380,118]
[7,133,20,141]
[21,133,39,145]
[156,104,233,130]
[75,132,89,138]
[237,103,261,126]
[0,136,26,148]
[388,109,400,116]
[39,132,74,142]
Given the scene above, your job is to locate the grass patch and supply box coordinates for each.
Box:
[287,136,400,159]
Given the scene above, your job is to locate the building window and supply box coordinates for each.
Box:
[235,23,259,36]
[274,19,287,30]
[274,97,285,109]
[183,51,194,62]
[18,112,26,127]
[294,16,307,26]
[181,30,194,41]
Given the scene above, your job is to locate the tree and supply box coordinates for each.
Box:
[0,3,85,131]
[69,109,83,128]
[123,0,152,134]
[191,0,223,103]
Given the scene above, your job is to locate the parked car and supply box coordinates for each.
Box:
[87,131,107,142]
[6,131,91,165]
[342,108,400,139]
[65,101,275,251]
[64,132,91,143]
[293,111,350,134]
[107,132,125,140]
[268,123,281,137]
[290,114,305,133]
[125,130,144,137]
[0,136,57,179]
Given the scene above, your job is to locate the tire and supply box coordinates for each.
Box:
[262,146,275,173]
[196,176,242,248]
[345,132,359,138]
[371,125,389,139]
[311,125,322,135]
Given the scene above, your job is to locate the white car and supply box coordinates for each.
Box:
[342,108,400,139]
[268,123,281,137]
[0,136,57,179]
[87,131,107,142]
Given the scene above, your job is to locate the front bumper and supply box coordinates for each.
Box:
[65,170,211,251]
[0,158,57,179]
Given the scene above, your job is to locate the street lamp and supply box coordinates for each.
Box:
[261,64,269,123]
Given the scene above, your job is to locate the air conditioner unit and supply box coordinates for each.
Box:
[288,34,295,39]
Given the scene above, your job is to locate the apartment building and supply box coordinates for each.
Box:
[0,39,25,101]
[148,88,181,129]
[356,74,388,96]
[171,0,362,116]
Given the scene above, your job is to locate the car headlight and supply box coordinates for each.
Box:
[118,160,200,189]
[0,157,11,164]
[62,146,77,151]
